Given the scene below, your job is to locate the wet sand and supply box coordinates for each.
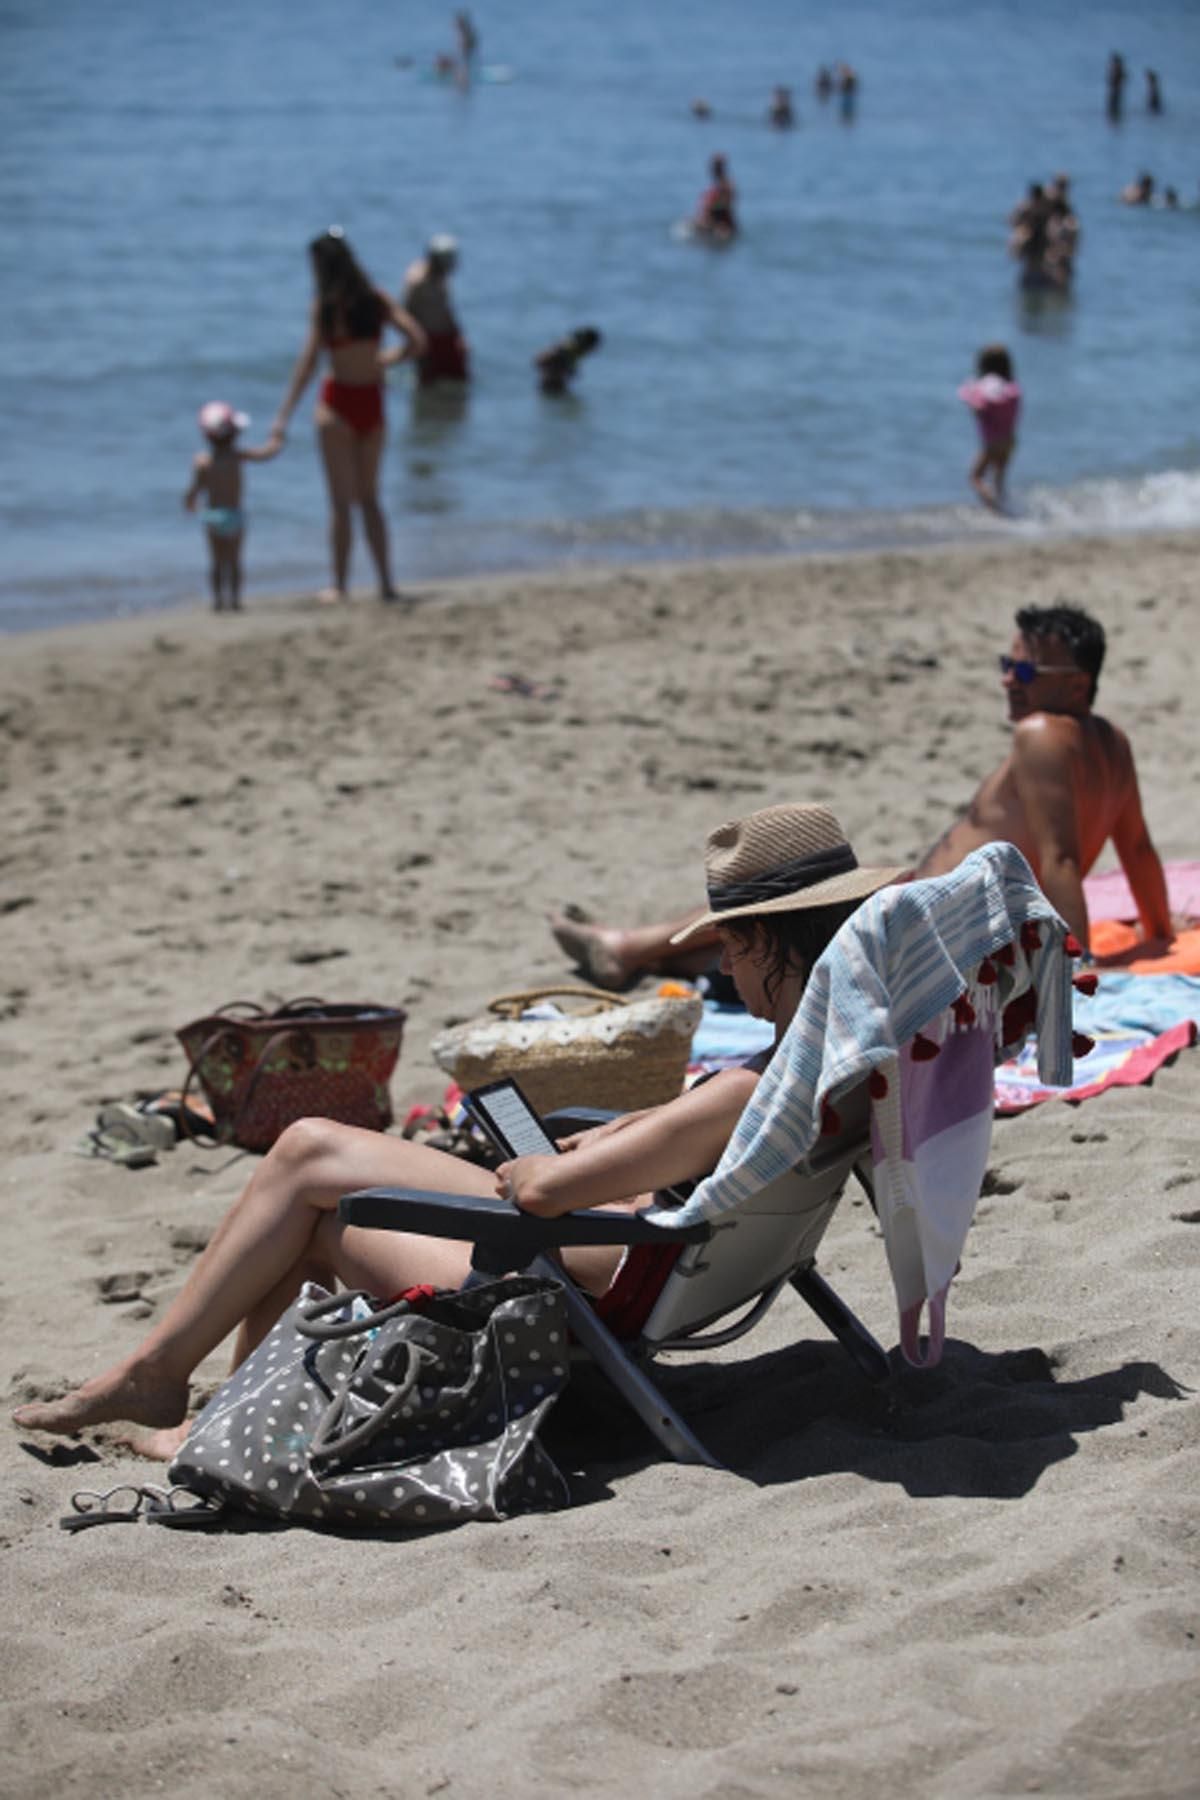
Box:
[2,531,1199,1798]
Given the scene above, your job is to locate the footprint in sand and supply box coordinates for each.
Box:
[93,1270,159,1304]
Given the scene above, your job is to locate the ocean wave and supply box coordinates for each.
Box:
[3,467,1199,635]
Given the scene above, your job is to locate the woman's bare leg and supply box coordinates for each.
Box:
[12,1120,493,1438]
[316,408,358,598]
[354,428,397,598]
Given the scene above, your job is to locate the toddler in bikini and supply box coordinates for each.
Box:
[183,402,282,611]
[958,344,1022,511]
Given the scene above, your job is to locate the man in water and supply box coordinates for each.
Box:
[401,235,471,385]
[550,605,1171,982]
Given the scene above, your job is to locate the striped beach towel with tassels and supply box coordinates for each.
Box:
[658,842,1077,1365]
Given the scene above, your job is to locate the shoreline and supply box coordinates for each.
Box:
[4,486,1200,637]
[3,524,1199,1798]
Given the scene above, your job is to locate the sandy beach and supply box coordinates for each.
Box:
[2,531,1198,1799]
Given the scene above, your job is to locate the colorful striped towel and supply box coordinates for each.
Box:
[656,843,1074,1366]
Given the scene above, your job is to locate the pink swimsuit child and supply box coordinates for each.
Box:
[958,374,1022,448]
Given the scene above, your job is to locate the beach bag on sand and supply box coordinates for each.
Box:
[431,985,703,1115]
[177,999,407,1152]
[169,1278,571,1528]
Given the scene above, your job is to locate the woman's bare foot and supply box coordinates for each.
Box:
[316,587,347,606]
[113,1419,193,1463]
[547,911,637,990]
[12,1364,189,1437]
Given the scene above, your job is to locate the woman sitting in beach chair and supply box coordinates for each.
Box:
[13,806,900,1460]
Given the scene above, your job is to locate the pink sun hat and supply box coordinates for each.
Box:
[198,400,249,440]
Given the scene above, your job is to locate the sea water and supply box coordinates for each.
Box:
[1,0,1198,631]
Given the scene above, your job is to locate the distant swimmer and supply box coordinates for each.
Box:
[1145,68,1162,114]
[1120,172,1154,206]
[690,97,712,119]
[836,61,858,118]
[1106,51,1126,121]
[534,326,603,395]
[814,64,833,100]
[767,85,794,128]
[959,343,1021,512]
[694,153,738,240]
[402,235,471,385]
[454,10,478,60]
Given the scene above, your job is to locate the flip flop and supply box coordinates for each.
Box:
[96,1103,177,1153]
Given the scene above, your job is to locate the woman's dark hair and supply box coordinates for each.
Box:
[721,896,865,1011]
[309,230,385,341]
[977,343,1013,380]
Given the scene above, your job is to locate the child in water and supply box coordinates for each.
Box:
[534,326,602,395]
[183,402,282,611]
[958,345,1021,511]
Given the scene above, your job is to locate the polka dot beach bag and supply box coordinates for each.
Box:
[168,1277,571,1528]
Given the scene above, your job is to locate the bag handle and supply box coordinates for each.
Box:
[308,1340,438,1465]
[179,1021,312,1150]
[295,1288,422,1340]
[487,985,629,1019]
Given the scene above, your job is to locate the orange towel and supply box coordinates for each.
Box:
[1091,921,1200,976]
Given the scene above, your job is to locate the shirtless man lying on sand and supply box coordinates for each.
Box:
[551,604,1172,983]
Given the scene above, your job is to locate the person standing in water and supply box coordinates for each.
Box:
[402,236,471,386]
[271,229,426,604]
[694,154,738,239]
[959,343,1022,510]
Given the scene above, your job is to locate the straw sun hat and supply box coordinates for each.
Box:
[670,803,903,943]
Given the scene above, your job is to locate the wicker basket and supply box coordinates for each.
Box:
[430,985,704,1117]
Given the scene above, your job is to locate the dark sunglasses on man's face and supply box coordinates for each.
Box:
[998,654,1080,685]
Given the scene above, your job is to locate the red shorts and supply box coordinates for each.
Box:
[320,377,384,436]
[418,332,471,386]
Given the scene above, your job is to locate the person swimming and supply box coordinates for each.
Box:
[534,326,603,394]
[694,153,738,240]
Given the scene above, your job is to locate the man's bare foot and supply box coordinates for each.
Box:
[548,911,637,990]
[12,1365,189,1437]
[113,1419,193,1463]
[316,587,347,606]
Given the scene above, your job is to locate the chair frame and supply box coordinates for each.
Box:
[338,1114,890,1471]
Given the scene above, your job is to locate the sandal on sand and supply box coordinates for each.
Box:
[73,1128,160,1169]
[60,1484,226,1533]
[96,1103,177,1154]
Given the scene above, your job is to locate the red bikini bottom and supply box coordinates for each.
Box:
[320,377,384,436]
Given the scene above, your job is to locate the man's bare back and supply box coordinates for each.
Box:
[916,621,1169,949]
[917,715,1136,892]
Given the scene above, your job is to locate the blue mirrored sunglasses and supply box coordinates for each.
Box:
[998,654,1080,685]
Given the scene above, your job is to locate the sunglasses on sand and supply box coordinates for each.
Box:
[998,655,1080,685]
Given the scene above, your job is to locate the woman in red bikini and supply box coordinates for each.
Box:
[271,229,427,603]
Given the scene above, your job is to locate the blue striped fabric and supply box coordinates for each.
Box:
[661,843,1074,1230]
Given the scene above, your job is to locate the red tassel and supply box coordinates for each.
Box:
[820,1101,842,1136]
[1020,921,1042,953]
[1072,1032,1095,1059]
[868,1068,888,1100]
[977,957,998,986]
[995,941,1015,967]
[911,1033,940,1061]
[1073,971,1098,996]
[1001,989,1036,1044]
[1063,932,1084,959]
[952,994,977,1027]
